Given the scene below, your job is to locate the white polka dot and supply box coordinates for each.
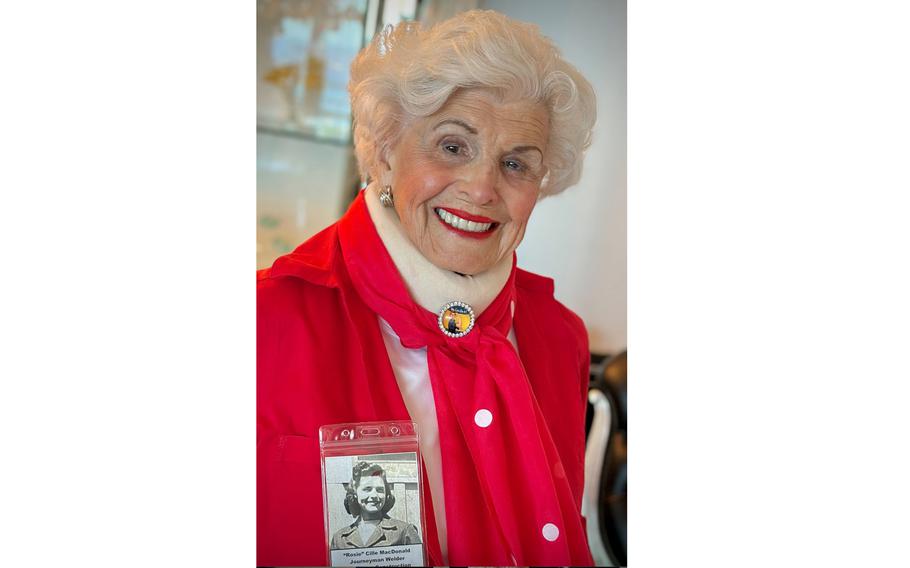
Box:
[474,409,493,428]
[542,523,560,541]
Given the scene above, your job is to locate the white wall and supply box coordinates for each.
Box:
[484,0,627,354]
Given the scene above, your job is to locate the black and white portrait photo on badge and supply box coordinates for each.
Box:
[323,452,424,566]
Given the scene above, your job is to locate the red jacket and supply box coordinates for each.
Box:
[257,197,592,566]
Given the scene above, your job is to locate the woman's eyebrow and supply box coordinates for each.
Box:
[433,118,478,134]
[511,145,543,156]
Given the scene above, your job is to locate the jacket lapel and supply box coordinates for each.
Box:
[365,519,399,547]
[339,523,366,548]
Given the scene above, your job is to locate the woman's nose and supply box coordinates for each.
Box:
[458,161,499,206]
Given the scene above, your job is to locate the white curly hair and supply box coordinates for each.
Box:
[348,10,597,196]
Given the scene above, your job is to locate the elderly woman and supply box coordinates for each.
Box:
[258,10,596,566]
[331,462,421,549]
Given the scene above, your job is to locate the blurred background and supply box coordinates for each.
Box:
[257,0,626,356]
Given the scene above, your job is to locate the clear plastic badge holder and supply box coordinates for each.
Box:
[320,421,426,567]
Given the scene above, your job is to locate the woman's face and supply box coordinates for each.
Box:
[385,88,550,275]
[355,475,387,519]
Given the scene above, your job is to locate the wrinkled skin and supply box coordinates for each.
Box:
[381,88,550,275]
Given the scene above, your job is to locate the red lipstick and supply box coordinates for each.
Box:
[434,207,498,239]
[437,207,495,223]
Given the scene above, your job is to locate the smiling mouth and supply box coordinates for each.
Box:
[434,208,498,234]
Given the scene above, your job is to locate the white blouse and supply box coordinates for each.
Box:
[377,317,518,563]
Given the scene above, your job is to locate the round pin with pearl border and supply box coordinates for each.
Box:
[438,301,475,338]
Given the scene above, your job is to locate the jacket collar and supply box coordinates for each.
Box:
[267,209,350,288]
[337,517,403,547]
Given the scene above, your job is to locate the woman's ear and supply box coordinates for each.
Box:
[377,146,396,187]
[380,169,393,188]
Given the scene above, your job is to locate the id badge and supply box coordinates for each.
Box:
[320,421,426,567]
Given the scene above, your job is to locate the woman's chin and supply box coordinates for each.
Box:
[437,257,493,276]
[425,243,499,275]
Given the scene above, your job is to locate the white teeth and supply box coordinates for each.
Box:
[435,209,493,232]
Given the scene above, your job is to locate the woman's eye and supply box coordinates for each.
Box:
[443,144,461,154]
[503,159,524,171]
